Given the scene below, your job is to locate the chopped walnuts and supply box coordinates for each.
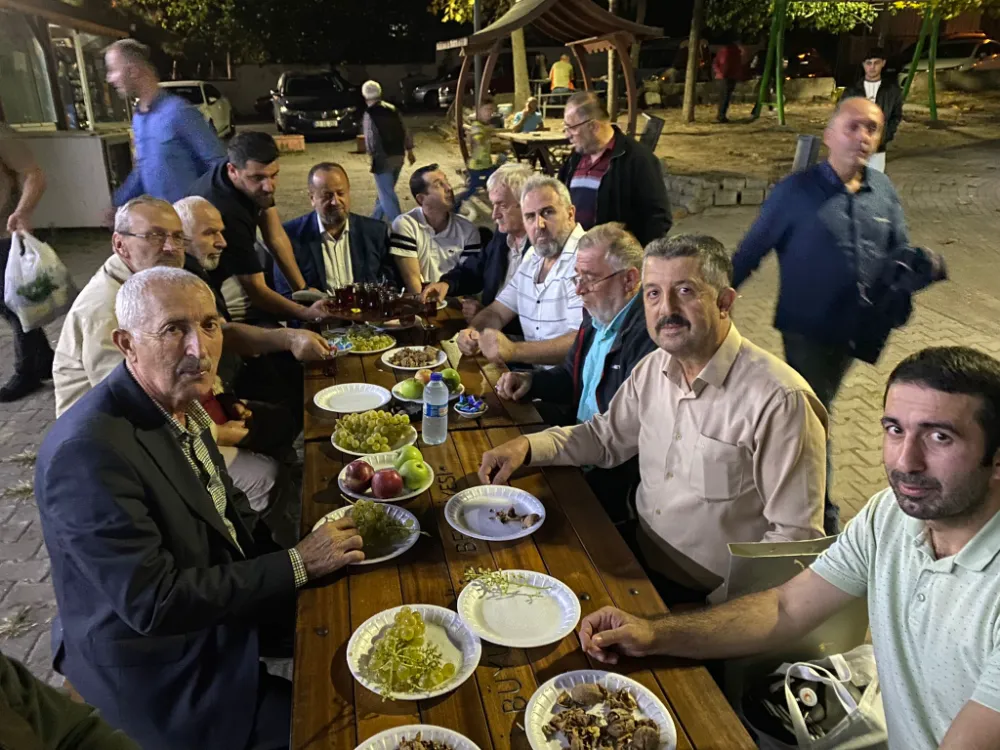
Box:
[543,684,661,750]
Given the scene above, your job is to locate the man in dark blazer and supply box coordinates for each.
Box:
[273,162,400,296]
[35,266,365,750]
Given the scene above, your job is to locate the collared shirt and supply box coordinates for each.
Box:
[502,233,530,288]
[150,393,308,588]
[569,135,616,231]
[811,488,1000,748]
[318,213,353,291]
[863,79,881,102]
[732,161,910,352]
[526,324,826,596]
[511,110,543,133]
[53,254,133,417]
[113,92,225,206]
[495,224,585,345]
[390,206,482,283]
[577,295,637,423]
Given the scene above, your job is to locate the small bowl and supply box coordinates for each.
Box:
[454,397,488,419]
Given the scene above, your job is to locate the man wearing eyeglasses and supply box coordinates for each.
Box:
[496,223,656,525]
[558,91,672,247]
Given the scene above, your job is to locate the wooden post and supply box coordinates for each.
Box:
[611,34,640,137]
[454,52,473,163]
[478,41,502,110]
[902,11,932,102]
[682,0,705,123]
[774,0,788,126]
[752,10,779,119]
[927,12,940,122]
[570,44,593,92]
[607,0,619,120]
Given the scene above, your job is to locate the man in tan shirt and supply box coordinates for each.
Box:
[480,234,827,602]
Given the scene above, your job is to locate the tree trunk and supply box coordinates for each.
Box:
[928,12,940,121]
[512,28,530,110]
[902,11,931,101]
[682,0,705,122]
[226,49,232,80]
[774,0,787,126]
[629,0,648,68]
[608,0,619,120]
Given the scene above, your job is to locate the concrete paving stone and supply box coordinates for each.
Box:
[0,560,50,583]
[722,176,747,191]
[738,189,765,205]
[0,539,42,562]
[714,189,739,206]
[0,631,41,663]
[4,582,56,606]
[0,520,29,544]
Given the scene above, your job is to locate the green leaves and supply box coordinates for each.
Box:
[705,0,879,35]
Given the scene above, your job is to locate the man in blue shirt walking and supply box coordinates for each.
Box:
[106,39,224,208]
[732,97,945,534]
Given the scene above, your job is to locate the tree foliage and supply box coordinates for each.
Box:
[705,0,879,36]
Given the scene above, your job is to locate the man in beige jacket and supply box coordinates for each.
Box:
[479,234,828,603]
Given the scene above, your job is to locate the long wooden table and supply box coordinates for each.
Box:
[293,309,755,749]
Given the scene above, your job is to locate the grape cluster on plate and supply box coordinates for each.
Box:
[352,499,416,553]
[365,607,457,695]
[334,410,411,452]
[347,326,394,352]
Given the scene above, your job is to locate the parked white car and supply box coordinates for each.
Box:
[898,35,1000,86]
[159,80,235,137]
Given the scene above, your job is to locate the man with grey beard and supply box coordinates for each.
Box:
[457,174,584,367]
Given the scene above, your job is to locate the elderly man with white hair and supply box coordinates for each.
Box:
[457,174,585,367]
[37,266,365,750]
[361,79,415,222]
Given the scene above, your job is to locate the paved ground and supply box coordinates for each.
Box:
[1,117,998,686]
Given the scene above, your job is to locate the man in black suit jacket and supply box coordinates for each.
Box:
[273,162,401,296]
[36,266,365,750]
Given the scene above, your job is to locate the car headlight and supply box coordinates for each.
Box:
[441,86,452,97]
[337,106,356,116]
[280,106,307,117]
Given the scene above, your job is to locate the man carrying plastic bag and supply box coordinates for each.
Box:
[0,123,54,401]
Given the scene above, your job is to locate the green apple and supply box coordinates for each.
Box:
[397,378,424,400]
[394,444,423,470]
[399,459,432,490]
[440,368,462,392]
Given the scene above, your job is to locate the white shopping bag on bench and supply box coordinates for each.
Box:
[4,231,76,330]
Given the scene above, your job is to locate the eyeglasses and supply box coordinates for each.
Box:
[571,269,626,292]
[562,118,594,133]
[118,231,188,248]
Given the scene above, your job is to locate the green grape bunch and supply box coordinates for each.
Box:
[351,499,418,554]
[363,606,457,698]
[334,410,411,452]
[346,325,394,352]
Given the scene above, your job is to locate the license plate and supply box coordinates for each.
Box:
[314,120,338,128]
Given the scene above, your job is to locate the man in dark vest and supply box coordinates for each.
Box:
[362,80,415,223]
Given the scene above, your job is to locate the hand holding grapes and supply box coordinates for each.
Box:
[295,516,364,579]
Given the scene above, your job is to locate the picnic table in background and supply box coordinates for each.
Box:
[495,131,573,176]
[294,302,756,749]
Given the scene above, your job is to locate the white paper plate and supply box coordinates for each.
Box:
[314,383,392,413]
[392,382,464,404]
[337,451,434,502]
[311,504,420,565]
[445,486,545,542]
[347,604,482,701]
[381,346,448,371]
[437,299,448,310]
[332,425,418,457]
[525,670,677,750]
[356,725,482,750]
[457,570,581,648]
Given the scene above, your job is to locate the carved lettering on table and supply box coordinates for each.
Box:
[502,696,527,714]
[482,645,530,714]
[436,473,457,495]
[451,529,478,553]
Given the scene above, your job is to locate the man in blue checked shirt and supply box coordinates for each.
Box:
[106,39,224,211]
[732,97,946,535]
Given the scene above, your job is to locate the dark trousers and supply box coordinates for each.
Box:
[456,165,499,208]
[246,668,292,750]
[233,353,304,438]
[717,79,737,120]
[0,238,52,379]
[782,332,853,535]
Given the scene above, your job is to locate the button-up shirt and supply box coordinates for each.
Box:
[526,324,826,596]
[812,488,1000,748]
[151,395,307,587]
[502,233,529,289]
[577,295,637,424]
[495,224,585,345]
[318,213,353,291]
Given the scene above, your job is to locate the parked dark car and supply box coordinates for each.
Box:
[748,46,833,79]
[408,59,516,109]
[272,71,362,137]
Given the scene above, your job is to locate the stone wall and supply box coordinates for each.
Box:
[647,77,836,108]
[664,166,772,217]
[906,68,1000,97]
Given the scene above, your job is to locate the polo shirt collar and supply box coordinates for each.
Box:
[908,506,1000,573]
[138,89,167,115]
[592,293,637,337]
[415,207,452,238]
[662,322,741,392]
[819,160,873,194]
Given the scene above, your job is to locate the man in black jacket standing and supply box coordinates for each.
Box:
[496,223,655,523]
[558,92,672,246]
[841,48,902,173]
[362,80,415,223]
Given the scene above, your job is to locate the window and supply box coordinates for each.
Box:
[204,84,222,102]
[0,11,56,125]
[75,32,129,124]
[285,76,343,97]
[166,85,205,105]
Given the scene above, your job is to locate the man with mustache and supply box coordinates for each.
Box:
[273,162,401,296]
[480,234,826,604]
[577,347,1000,750]
[36,267,364,750]
[187,131,335,323]
[457,175,584,367]
[732,97,945,535]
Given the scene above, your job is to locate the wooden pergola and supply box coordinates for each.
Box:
[437,0,663,161]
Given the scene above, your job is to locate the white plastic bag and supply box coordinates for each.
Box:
[4,231,76,331]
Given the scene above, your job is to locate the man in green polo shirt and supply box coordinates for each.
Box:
[575,345,1000,749]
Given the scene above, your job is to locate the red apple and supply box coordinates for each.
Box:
[343,460,375,493]
[371,468,404,499]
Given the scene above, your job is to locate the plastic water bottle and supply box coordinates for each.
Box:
[422,372,449,445]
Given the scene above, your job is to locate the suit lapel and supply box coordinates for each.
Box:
[348,216,368,280]
[303,215,325,288]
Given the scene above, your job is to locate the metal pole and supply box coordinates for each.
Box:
[473,0,482,107]
[902,11,932,102]
[927,12,939,121]
[72,30,96,131]
[752,11,779,119]
[774,0,787,126]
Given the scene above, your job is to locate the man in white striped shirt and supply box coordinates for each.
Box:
[458,175,584,366]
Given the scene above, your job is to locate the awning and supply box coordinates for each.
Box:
[0,0,131,38]
[437,0,663,54]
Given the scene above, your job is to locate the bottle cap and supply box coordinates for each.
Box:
[430,373,443,381]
